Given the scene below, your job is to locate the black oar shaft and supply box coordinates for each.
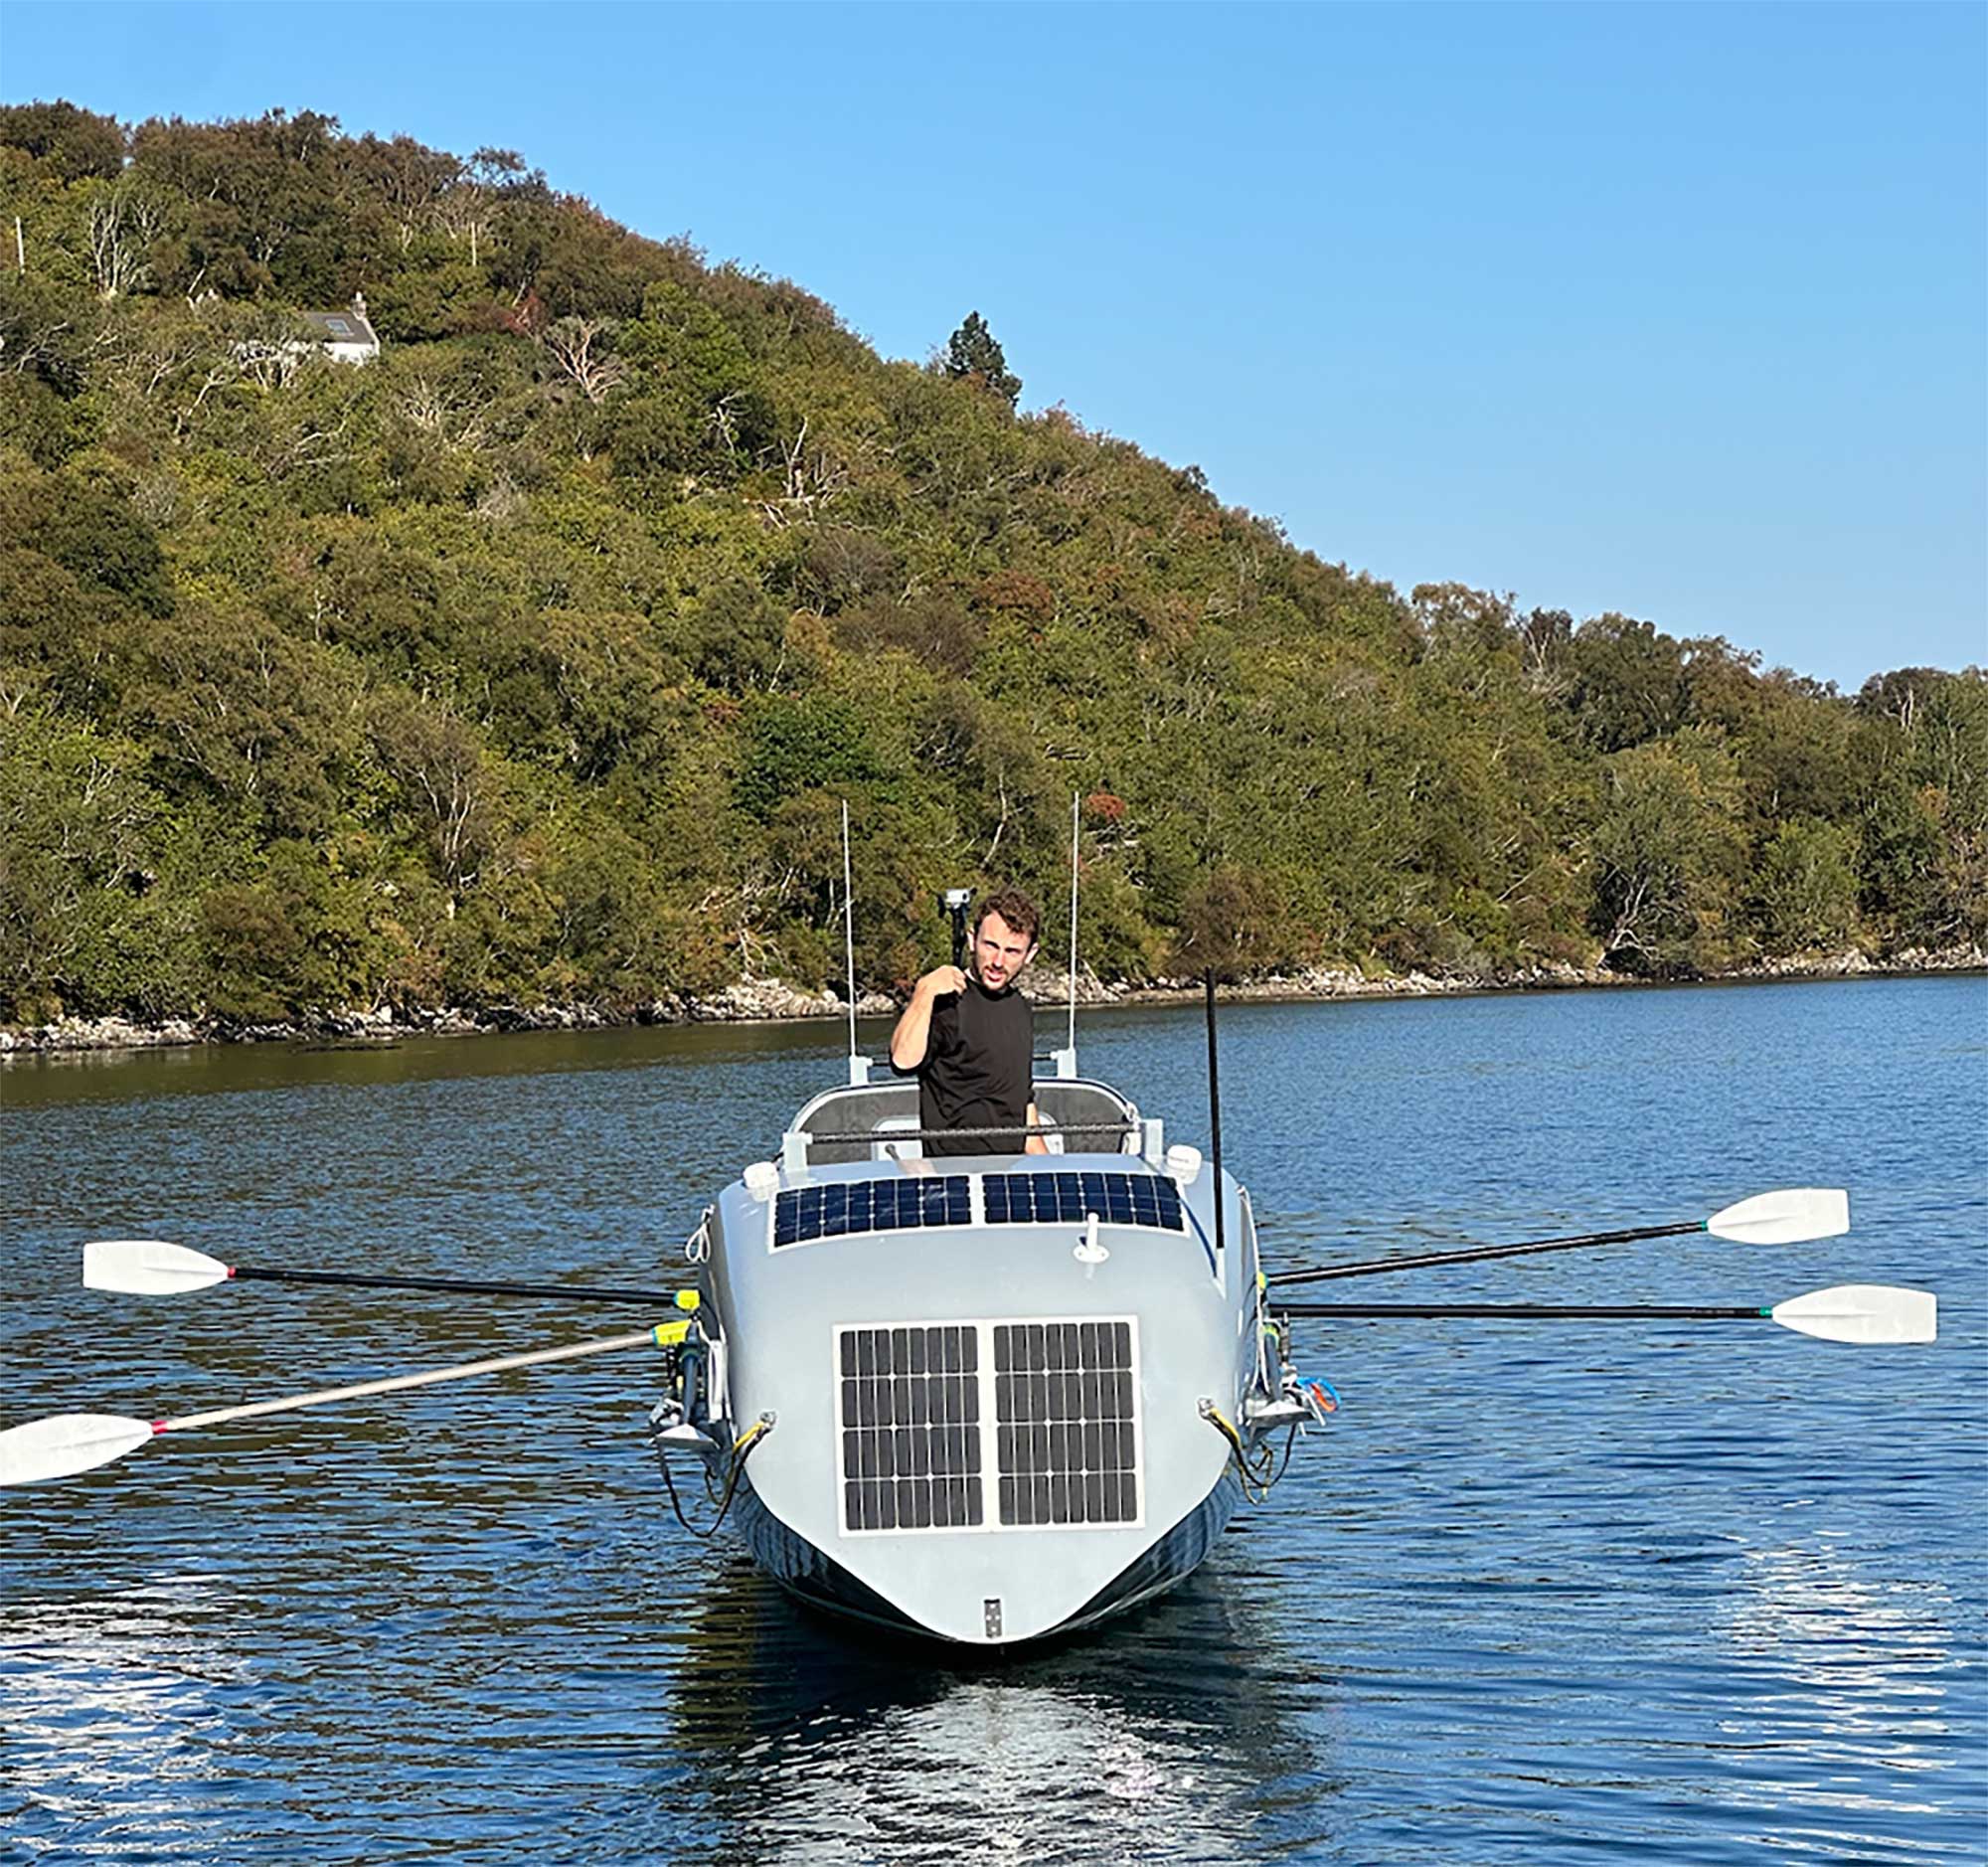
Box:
[233,1266,682,1306]
[1266,1220,1703,1287]
[1277,1301,1766,1320]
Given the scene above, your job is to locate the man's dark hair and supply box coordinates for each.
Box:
[975,886,1041,944]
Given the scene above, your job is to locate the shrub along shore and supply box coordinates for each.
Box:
[5,948,1979,1055]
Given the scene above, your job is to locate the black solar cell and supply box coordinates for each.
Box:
[775,1175,973,1248]
[841,1323,984,1534]
[992,1320,1139,1527]
[981,1171,1182,1235]
[774,1170,1181,1248]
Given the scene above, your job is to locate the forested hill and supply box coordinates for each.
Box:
[1,101,1982,1028]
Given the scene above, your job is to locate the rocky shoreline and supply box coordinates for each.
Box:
[2,947,1980,1057]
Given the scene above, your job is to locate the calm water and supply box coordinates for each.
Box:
[2,976,1983,1864]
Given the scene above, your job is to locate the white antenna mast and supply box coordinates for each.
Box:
[1058,789,1079,1079]
[842,798,867,1085]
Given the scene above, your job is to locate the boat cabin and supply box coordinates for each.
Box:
[779,1073,1161,1169]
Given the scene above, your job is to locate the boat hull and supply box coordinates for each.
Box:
[686,1125,1267,1646]
[728,1462,1247,1646]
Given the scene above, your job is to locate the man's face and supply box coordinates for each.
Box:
[972,910,1037,990]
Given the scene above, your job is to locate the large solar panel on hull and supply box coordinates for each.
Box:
[775,1175,971,1248]
[839,1325,983,1533]
[994,1320,1139,1527]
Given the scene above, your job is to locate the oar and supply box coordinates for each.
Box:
[1265,1188,1849,1287]
[82,1239,695,1310]
[0,1325,683,1487]
[1274,1283,1935,1345]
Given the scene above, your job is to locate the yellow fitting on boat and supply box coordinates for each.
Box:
[652,1319,693,1347]
[675,1289,701,1311]
[1201,1403,1273,1502]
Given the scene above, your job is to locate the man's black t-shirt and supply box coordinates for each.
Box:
[909,979,1034,1157]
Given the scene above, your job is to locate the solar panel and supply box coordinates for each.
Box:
[772,1170,1181,1250]
[982,1171,1183,1233]
[839,1324,983,1533]
[994,1320,1139,1527]
[774,1175,972,1248]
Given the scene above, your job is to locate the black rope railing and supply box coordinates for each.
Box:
[802,1120,1138,1145]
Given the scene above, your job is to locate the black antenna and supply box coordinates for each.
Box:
[1205,971,1225,1262]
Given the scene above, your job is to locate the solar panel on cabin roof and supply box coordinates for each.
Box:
[773,1176,972,1247]
[983,1172,1183,1232]
[772,1171,1183,1249]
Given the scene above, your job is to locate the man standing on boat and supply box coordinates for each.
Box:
[890,887,1050,1158]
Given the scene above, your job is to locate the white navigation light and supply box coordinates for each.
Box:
[1166,1144,1203,1186]
[744,1161,781,1201]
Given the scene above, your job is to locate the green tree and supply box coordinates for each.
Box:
[0,466,175,616]
[0,710,206,1021]
[0,99,125,180]
[1590,732,1746,973]
[940,311,1021,408]
[1567,614,1693,752]
[1749,820,1860,955]
[1857,669,1988,946]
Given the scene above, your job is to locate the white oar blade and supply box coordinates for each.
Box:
[0,1414,156,1485]
[1708,1188,1849,1245]
[83,1239,230,1294]
[1771,1284,1936,1346]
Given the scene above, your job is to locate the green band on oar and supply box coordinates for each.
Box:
[83,1239,698,1311]
[1274,1283,1935,1345]
[1264,1188,1850,1287]
[0,1325,680,1487]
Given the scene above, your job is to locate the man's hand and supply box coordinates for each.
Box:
[890,965,967,1071]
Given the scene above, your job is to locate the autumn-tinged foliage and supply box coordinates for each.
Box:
[0,102,1981,1026]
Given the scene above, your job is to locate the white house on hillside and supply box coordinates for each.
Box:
[301,294,381,364]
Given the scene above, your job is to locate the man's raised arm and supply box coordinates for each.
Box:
[889,965,966,1072]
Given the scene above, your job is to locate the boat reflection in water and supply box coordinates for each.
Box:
[653,1553,1338,1866]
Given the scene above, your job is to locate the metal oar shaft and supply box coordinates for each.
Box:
[0,1327,678,1485]
[167,1331,659,1432]
[233,1266,684,1305]
[1266,1220,1700,1286]
[1276,1301,1763,1320]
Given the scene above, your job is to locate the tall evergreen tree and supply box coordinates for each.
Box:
[941,310,1021,408]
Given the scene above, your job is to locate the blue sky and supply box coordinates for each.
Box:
[2,0,1982,688]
